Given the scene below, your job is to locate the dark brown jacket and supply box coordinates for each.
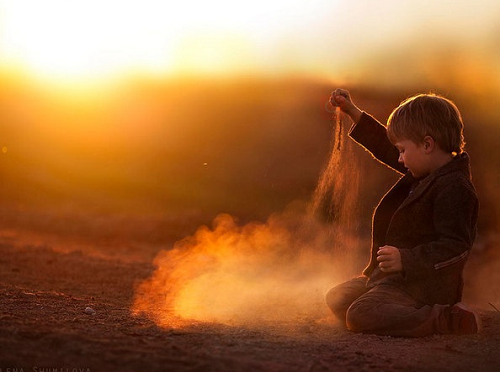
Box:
[349,113,479,305]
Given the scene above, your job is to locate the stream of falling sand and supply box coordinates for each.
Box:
[311,106,359,231]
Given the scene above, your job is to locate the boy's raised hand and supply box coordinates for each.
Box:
[377,245,403,273]
[329,88,363,124]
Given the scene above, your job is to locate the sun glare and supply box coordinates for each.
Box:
[0,1,179,82]
[0,0,320,84]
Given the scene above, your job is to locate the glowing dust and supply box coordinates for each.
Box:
[132,105,363,328]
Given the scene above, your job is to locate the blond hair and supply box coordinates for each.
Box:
[387,93,465,154]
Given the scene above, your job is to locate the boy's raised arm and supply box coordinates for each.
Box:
[329,89,406,174]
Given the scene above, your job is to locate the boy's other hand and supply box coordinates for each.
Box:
[377,246,403,273]
[329,88,363,123]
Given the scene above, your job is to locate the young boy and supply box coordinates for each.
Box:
[325,89,480,337]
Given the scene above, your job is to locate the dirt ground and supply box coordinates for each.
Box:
[1,236,500,372]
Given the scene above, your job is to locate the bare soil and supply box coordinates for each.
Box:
[1,239,500,372]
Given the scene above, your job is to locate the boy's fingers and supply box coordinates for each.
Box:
[334,88,349,98]
[334,96,344,106]
[377,248,390,256]
[330,93,343,106]
[330,89,350,105]
[377,255,392,262]
[379,263,391,271]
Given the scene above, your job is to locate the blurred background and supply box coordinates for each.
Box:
[1,0,499,272]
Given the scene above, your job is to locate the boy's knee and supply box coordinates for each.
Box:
[325,277,369,323]
[325,287,347,321]
[325,287,340,311]
[345,301,372,333]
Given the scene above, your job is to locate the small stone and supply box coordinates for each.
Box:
[84,307,96,315]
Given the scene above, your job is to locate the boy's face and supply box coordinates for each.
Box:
[395,139,429,178]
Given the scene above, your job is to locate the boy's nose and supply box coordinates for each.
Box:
[398,154,404,163]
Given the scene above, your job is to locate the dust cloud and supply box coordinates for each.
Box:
[132,110,365,327]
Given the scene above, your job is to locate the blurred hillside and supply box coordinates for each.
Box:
[0,75,499,252]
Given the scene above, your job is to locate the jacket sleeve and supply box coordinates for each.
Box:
[348,112,407,174]
[399,181,479,281]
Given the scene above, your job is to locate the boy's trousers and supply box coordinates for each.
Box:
[325,276,457,337]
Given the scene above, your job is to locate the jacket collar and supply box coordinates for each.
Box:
[398,152,472,208]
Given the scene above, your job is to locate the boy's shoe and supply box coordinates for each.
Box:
[449,302,482,334]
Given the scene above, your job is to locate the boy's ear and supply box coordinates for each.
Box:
[423,135,435,153]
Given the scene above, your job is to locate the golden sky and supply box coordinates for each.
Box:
[0,0,499,88]
[1,0,500,237]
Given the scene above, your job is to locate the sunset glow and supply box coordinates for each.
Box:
[1,1,182,80]
[0,0,326,83]
[1,0,499,88]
